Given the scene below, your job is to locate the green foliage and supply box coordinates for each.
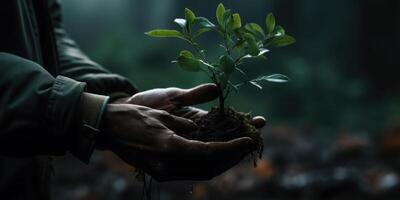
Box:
[232,13,242,29]
[266,13,276,34]
[176,50,201,72]
[219,55,235,74]
[144,29,186,41]
[245,23,265,39]
[216,3,226,26]
[194,17,216,28]
[145,3,295,110]
[270,35,296,47]
[184,8,196,24]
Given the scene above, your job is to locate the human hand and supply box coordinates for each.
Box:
[115,84,266,128]
[104,103,256,181]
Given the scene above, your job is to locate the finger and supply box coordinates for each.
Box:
[205,137,256,178]
[175,137,255,180]
[158,111,198,133]
[172,106,207,120]
[250,116,266,129]
[170,83,219,106]
[156,136,255,181]
[179,137,255,160]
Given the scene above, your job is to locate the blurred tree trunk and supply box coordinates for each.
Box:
[359,0,400,96]
[126,0,177,30]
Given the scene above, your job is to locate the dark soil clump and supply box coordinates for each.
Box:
[179,107,263,163]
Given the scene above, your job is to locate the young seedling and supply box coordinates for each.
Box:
[146,3,295,162]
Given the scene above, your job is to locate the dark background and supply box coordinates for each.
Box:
[51,1,400,199]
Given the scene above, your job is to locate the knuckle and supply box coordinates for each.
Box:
[158,110,169,115]
[161,134,179,153]
[155,110,170,118]
[167,87,179,91]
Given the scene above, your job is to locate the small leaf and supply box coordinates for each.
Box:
[258,48,269,56]
[216,3,226,26]
[250,81,263,90]
[219,55,235,74]
[239,54,253,61]
[255,74,290,83]
[266,13,276,34]
[244,23,265,39]
[185,8,196,24]
[174,18,186,29]
[193,28,211,38]
[270,35,296,47]
[145,29,184,39]
[274,25,285,36]
[222,9,232,29]
[232,13,242,29]
[243,33,259,56]
[177,50,201,72]
[180,50,193,58]
[195,17,216,28]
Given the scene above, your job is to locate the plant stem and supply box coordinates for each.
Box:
[189,39,207,61]
[216,83,225,116]
[222,33,232,56]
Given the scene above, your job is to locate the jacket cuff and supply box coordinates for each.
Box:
[46,75,109,163]
[75,92,109,163]
[46,76,86,153]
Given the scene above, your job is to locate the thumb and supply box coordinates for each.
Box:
[170,83,219,107]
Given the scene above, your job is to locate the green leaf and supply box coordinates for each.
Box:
[244,23,265,39]
[216,3,226,26]
[222,9,232,28]
[270,35,296,47]
[185,8,196,24]
[255,74,290,83]
[258,48,269,56]
[266,13,276,34]
[193,28,211,38]
[174,18,186,29]
[243,33,259,56]
[195,17,216,28]
[145,29,184,39]
[274,25,285,36]
[180,50,193,58]
[177,50,201,72]
[232,13,242,29]
[219,55,235,74]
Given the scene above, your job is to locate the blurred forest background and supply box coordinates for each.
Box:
[51,0,400,200]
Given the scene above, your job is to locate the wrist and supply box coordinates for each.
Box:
[109,96,130,104]
[74,92,109,163]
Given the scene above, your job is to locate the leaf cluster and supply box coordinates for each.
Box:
[145,3,295,107]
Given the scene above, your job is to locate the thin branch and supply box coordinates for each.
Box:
[224,84,232,99]
[235,67,249,79]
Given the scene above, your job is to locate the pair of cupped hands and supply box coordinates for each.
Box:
[103,84,266,181]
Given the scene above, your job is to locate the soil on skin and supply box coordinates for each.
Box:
[179,107,264,164]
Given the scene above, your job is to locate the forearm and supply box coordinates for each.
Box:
[0,53,108,162]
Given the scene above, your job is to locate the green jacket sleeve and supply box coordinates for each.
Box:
[48,0,138,101]
[0,52,85,156]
